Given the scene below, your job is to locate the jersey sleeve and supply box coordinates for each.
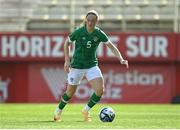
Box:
[99,30,110,44]
[68,28,79,43]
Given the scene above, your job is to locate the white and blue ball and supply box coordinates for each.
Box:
[99,107,115,122]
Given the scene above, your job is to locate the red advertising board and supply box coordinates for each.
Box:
[0,63,14,102]
[178,33,180,61]
[175,33,180,96]
[27,63,174,103]
[0,32,178,103]
[0,63,175,103]
[176,64,180,96]
[0,63,29,102]
[0,32,67,61]
[0,32,176,62]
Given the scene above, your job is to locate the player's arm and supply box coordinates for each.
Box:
[106,41,129,68]
[64,37,72,73]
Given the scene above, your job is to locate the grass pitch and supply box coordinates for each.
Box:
[0,103,180,129]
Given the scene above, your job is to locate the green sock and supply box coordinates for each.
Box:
[58,93,71,110]
[87,93,101,108]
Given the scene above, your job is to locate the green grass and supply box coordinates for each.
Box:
[0,103,180,129]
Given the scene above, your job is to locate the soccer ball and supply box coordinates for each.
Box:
[99,107,115,122]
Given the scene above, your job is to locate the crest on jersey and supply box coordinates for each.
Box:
[82,37,86,40]
[93,37,98,42]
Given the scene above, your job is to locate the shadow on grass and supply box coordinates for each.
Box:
[25,120,54,123]
[75,120,84,122]
[25,120,84,123]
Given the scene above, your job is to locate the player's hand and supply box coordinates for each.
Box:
[64,61,70,73]
[120,59,129,68]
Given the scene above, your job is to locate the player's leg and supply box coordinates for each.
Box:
[54,84,77,121]
[85,77,104,110]
[82,66,104,122]
[54,68,85,121]
[58,85,77,109]
[85,66,104,110]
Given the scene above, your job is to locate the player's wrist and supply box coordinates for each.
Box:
[65,58,70,63]
[120,59,124,63]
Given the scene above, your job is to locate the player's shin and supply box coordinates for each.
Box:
[85,93,101,111]
[82,93,101,122]
[58,93,71,110]
[54,93,71,121]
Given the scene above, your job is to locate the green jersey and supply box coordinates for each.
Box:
[69,26,109,69]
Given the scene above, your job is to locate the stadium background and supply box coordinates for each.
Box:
[0,0,180,104]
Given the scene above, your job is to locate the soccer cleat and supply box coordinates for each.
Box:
[81,110,92,122]
[54,108,62,122]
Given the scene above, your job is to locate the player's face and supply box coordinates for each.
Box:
[86,14,97,30]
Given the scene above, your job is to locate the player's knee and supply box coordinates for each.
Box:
[96,86,104,97]
[66,86,77,98]
[66,91,74,98]
[101,87,105,96]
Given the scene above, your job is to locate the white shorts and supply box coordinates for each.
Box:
[67,66,103,85]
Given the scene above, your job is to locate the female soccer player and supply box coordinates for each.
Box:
[54,10,128,122]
